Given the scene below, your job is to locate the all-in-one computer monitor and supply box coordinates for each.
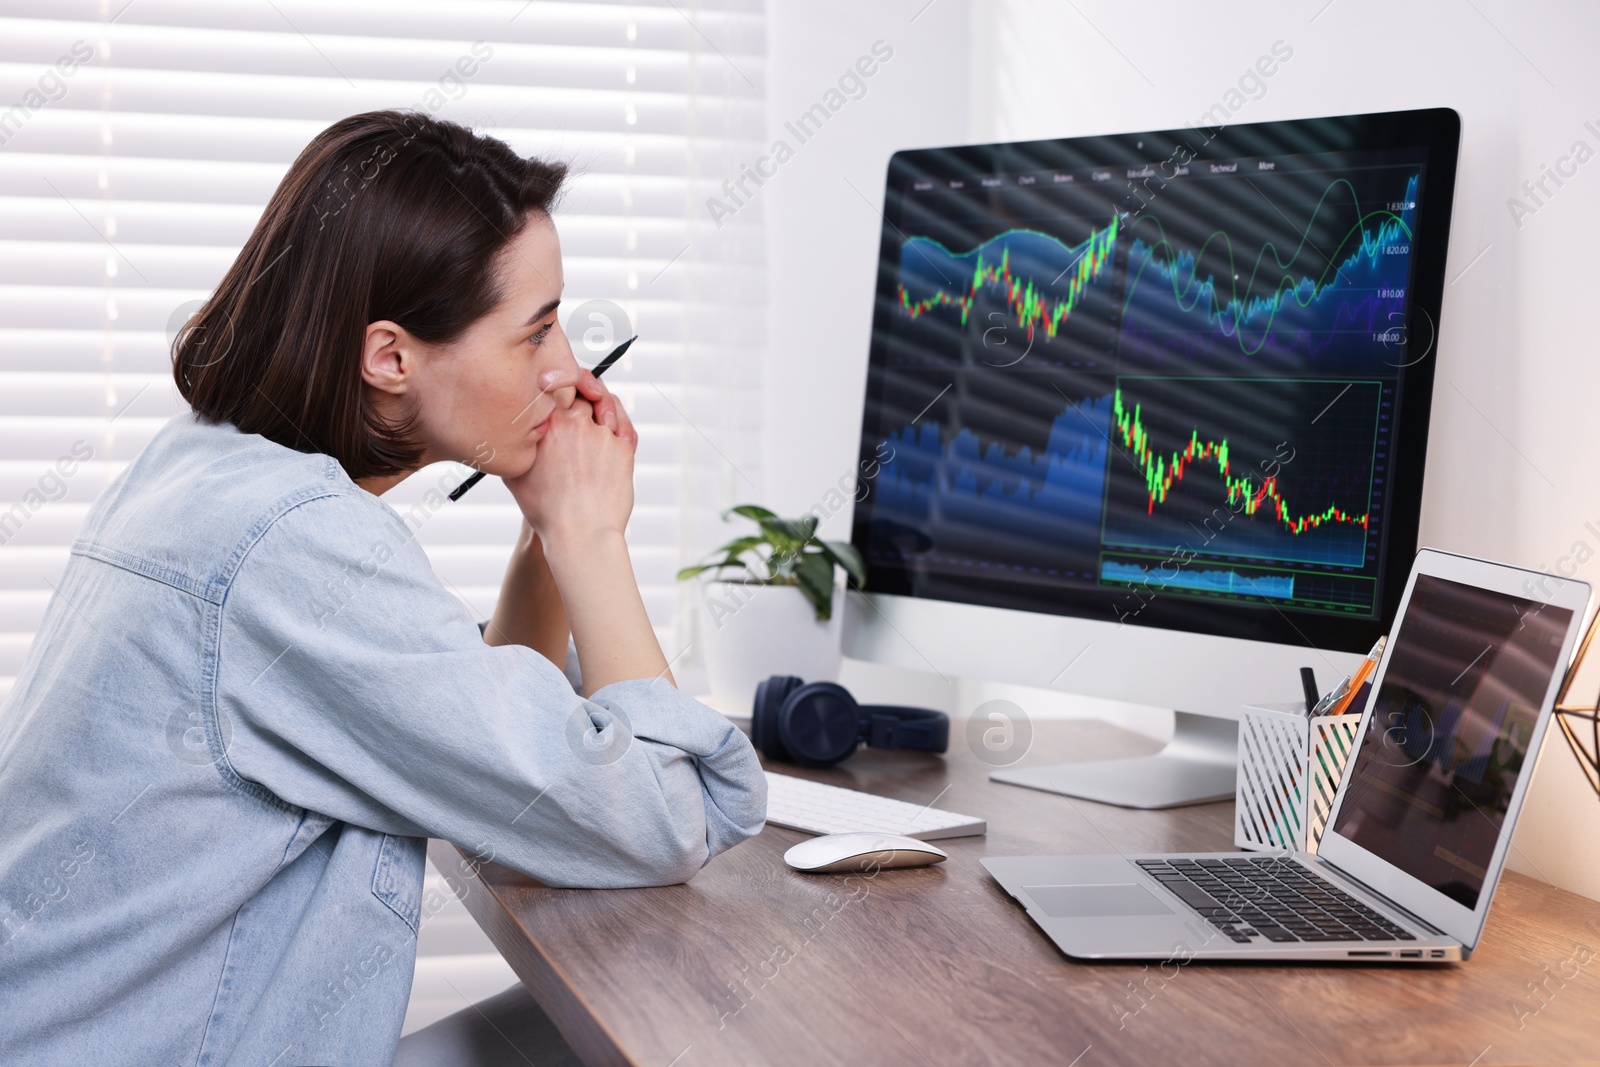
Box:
[845,108,1461,807]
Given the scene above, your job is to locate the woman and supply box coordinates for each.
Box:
[0,110,766,1065]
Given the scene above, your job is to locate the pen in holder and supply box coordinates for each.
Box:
[1234,702,1364,853]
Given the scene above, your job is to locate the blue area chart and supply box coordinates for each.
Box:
[1120,175,1419,365]
[1100,559,1296,601]
[875,394,1112,548]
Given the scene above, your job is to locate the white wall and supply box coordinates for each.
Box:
[760,0,973,512]
[760,0,1600,899]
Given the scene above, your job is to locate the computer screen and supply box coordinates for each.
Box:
[1329,573,1573,910]
[851,109,1459,651]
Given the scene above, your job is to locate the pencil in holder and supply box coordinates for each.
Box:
[1234,702,1363,853]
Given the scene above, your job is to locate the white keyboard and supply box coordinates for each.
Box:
[764,771,986,841]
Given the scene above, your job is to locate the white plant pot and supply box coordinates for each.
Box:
[698,579,844,713]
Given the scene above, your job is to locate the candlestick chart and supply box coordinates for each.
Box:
[893,221,1121,365]
[892,173,1421,371]
[897,220,1119,339]
[1100,377,1382,568]
[870,374,1380,581]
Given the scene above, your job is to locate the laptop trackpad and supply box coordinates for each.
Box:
[1024,883,1175,918]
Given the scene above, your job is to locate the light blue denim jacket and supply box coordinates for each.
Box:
[0,413,766,1065]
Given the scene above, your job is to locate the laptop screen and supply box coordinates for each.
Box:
[1329,573,1572,910]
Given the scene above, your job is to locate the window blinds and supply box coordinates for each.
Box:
[0,0,767,701]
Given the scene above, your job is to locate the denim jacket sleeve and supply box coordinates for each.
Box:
[216,490,766,888]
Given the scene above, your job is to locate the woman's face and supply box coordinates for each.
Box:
[361,214,581,481]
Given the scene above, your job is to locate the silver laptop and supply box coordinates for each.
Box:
[983,549,1590,962]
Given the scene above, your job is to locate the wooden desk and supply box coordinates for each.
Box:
[430,719,1600,1067]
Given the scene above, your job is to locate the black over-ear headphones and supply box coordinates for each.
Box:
[751,675,950,769]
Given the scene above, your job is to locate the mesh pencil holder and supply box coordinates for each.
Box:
[1234,702,1363,853]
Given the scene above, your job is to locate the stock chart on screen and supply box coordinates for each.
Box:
[853,111,1457,647]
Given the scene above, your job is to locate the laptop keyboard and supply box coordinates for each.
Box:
[1135,857,1418,944]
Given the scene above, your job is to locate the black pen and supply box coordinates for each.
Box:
[448,334,637,502]
[1300,667,1319,717]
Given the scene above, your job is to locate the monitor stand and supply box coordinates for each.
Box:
[988,712,1237,809]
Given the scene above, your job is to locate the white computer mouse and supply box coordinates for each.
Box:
[783,832,950,873]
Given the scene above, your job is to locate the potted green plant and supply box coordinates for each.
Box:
[677,505,866,711]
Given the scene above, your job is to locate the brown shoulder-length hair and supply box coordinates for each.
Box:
[173,109,567,480]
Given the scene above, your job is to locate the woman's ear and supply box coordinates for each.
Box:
[361,320,414,397]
